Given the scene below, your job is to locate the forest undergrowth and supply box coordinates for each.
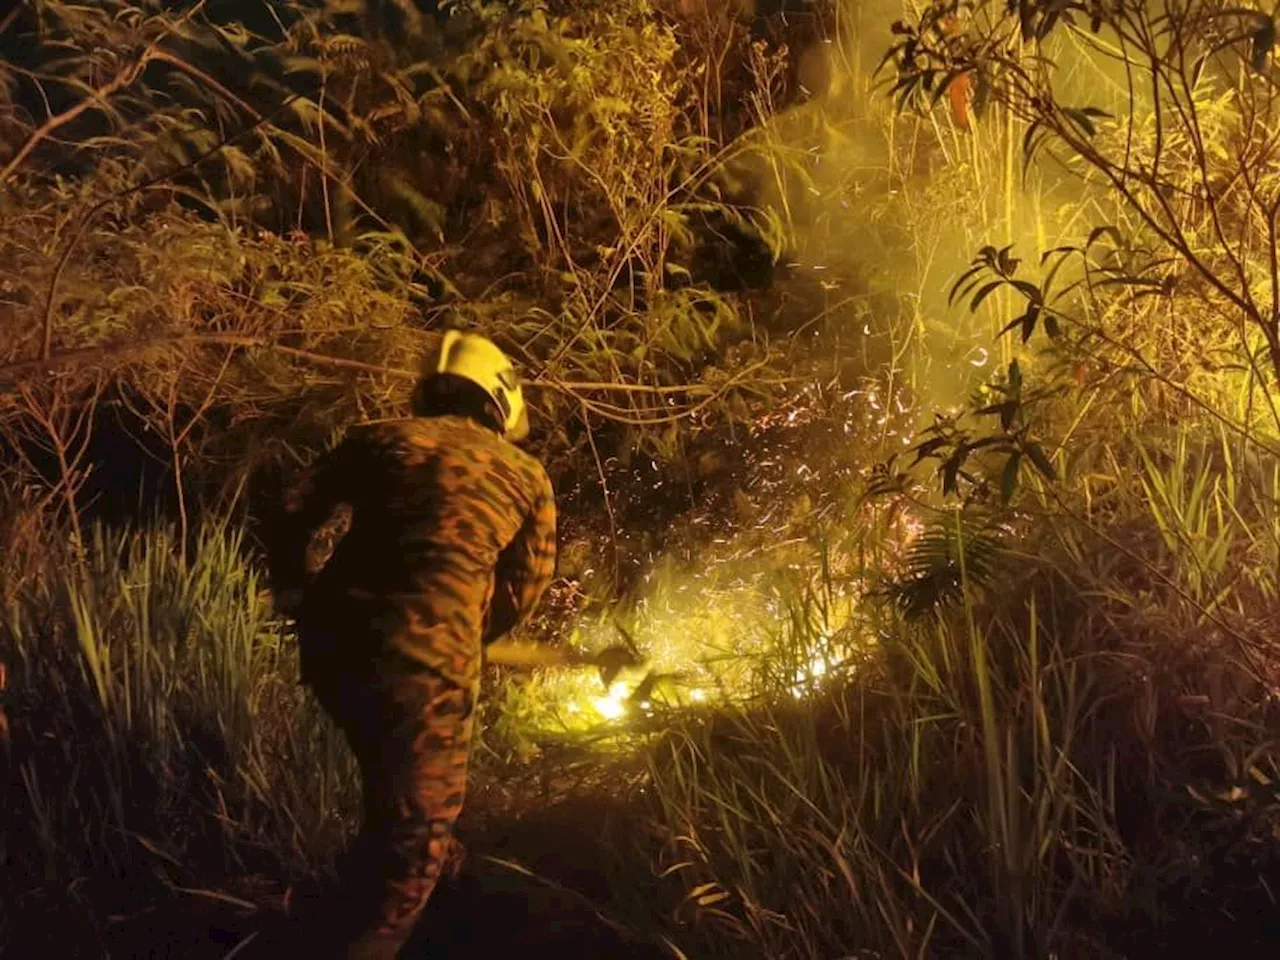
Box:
[3,1,1280,957]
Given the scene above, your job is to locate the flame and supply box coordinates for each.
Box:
[590,681,630,720]
[790,645,838,699]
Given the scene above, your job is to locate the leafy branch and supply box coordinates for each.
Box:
[882,0,1280,385]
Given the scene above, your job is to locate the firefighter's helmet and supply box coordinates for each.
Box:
[428,330,529,441]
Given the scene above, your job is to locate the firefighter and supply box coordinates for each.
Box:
[263,330,638,959]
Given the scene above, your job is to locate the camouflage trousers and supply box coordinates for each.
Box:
[315,661,477,960]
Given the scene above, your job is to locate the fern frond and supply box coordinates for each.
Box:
[882,512,1008,620]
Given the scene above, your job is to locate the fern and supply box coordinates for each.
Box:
[883,512,1008,620]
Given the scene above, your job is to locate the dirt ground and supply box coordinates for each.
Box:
[80,767,675,960]
[91,859,672,960]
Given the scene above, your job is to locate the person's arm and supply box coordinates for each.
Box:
[484,465,557,645]
[480,463,645,682]
[484,639,645,686]
[266,435,360,600]
[483,640,592,670]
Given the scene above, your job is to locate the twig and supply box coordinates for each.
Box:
[477,855,645,941]
[145,48,408,246]
[221,931,260,960]
[582,400,620,588]
[1,63,147,190]
[534,379,718,395]
[170,885,259,912]
[0,3,23,38]
[1,332,416,383]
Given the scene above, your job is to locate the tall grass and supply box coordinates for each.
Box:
[632,418,1280,959]
[1,520,359,917]
[3,423,1278,959]
[642,598,1125,957]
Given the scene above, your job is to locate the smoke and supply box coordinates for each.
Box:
[739,0,1121,423]
[504,3,1148,739]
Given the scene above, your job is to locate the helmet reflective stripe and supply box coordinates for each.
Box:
[434,330,530,440]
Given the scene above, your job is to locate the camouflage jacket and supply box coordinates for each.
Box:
[271,415,557,687]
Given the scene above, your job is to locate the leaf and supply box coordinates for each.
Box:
[382,175,446,241]
[686,882,722,901]
[1010,280,1043,303]
[874,44,904,82]
[1061,107,1097,137]
[972,69,993,119]
[929,68,966,108]
[282,57,326,76]
[976,402,1015,427]
[1086,225,1123,251]
[942,455,961,495]
[885,513,1007,619]
[1044,313,1061,339]
[1018,2,1036,41]
[895,80,922,114]
[1025,441,1057,480]
[1037,10,1062,40]
[1040,247,1077,296]
[1001,451,1021,503]
[999,399,1017,430]
[221,146,257,187]
[1021,118,1046,163]
[1021,304,1040,343]
[970,280,1005,312]
[910,435,949,465]
[1252,17,1276,71]
[1191,53,1210,88]
[950,263,992,306]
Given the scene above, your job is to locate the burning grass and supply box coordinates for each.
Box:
[486,549,868,744]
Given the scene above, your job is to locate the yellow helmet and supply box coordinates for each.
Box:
[432,330,530,441]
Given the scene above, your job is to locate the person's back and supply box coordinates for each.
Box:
[301,413,555,689]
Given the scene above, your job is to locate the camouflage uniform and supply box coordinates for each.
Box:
[272,414,557,959]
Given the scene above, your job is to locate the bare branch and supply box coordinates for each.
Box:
[0,59,150,190]
[1,332,750,407]
[0,1,209,189]
[0,4,22,39]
